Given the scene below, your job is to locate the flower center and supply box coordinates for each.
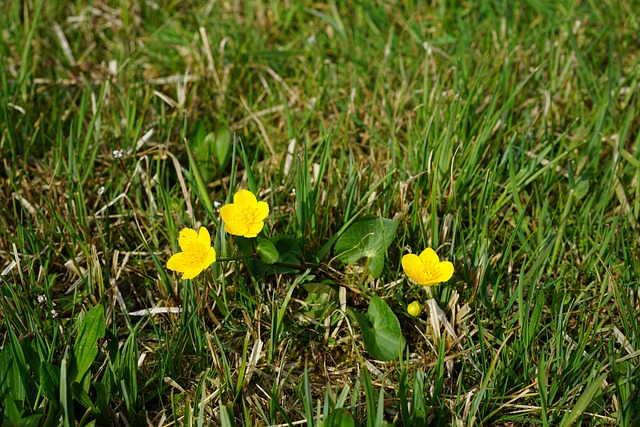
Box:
[420,263,437,281]
[187,244,208,263]
[240,209,256,225]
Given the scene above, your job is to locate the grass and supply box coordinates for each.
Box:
[1,0,640,425]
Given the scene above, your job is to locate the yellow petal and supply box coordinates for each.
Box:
[233,189,257,209]
[181,265,204,280]
[402,254,426,284]
[197,226,211,248]
[204,247,216,267]
[418,248,439,267]
[220,204,240,223]
[178,228,198,252]
[224,220,249,237]
[436,261,454,283]
[167,252,189,272]
[245,221,264,238]
[255,201,270,221]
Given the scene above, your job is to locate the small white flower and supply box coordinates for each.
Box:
[112,149,124,159]
[97,186,105,196]
[213,201,222,208]
[50,309,59,318]
[37,294,46,303]
[290,188,296,196]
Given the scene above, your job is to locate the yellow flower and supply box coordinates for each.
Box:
[401,248,454,286]
[166,227,216,279]
[219,190,269,238]
[407,301,422,317]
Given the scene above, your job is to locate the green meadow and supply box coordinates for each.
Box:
[1,0,640,425]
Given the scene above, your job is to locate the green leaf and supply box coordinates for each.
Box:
[560,373,607,426]
[39,361,60,406]
[60,347,74,427]
[256,236,279,264]
[15,414,43,427]
[354,297,405,361]
[302,283,337,320]
[334,216,398,278]
[212,123,232,171]
[73,305,105,384]
[1,328,28,411]
[186,138,214,213]
[94,382,110,418]
[235,236,277,276]
[324,408,356,427]
[573,178,589,200]
[71,382,97,412]
[274,237,303,266]
[220,404,235,427]
[189,120,232,182]
[22,340,42,382]
[2,396,23,422]
[235,236,254,258]
[71,382,99,414]
[409,372,427,426]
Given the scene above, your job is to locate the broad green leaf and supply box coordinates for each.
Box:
[2,395,23,422]
[73,305,105,384]
[235,236,254,258]
[23,339,43,381]
[334,216,398,278]
[252,238,305,275]
[94,382,110,417]
[39,361,60,406]
[189,120,232,182]
[354,297,405,361]
[274,237,303,266]
[256,235,279,264]
[235,237,279,276]
[212,123,232,171]
[1,330,27,403]
[573,178,589,200]
[16,414,43,427]
[71,382,97,412]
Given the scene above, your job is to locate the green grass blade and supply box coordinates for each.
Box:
[560,373,607,427]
